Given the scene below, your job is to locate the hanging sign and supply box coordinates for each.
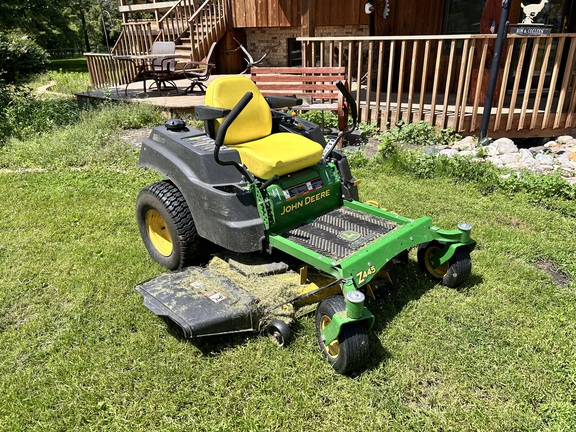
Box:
[509,24,552,36]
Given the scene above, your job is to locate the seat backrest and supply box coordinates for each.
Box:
[205,76,272,146]
[151,41,176,71]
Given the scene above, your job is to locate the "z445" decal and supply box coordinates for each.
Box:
[356,265,376,285]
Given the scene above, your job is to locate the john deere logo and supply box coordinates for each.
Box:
[340,230,361,241]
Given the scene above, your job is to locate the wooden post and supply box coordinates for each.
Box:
[301,0,316,66]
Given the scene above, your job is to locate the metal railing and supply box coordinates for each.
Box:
[299,34,576,137]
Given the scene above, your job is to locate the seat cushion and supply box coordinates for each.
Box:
[205,76,272,145]
[232,132,323,179]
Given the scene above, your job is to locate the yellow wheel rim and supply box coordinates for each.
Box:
[424,246,449,279]
[320,315,340,359]
[145,209,173,257]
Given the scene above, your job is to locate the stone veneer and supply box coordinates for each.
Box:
[244,26,369,67]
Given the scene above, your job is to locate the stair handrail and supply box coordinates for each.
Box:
[188,0,228,60]
[157,0,196,43]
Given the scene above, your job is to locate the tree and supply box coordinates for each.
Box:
[0,0,121,52]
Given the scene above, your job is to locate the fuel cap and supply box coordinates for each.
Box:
[165,118,187,131]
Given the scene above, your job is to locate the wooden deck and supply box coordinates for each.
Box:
[76,76,222,117]
[76,73,575,139]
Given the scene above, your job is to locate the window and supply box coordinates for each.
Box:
[443,0,485,34]
[288,39,302,67]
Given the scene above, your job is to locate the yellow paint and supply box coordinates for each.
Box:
[145,209,173,257]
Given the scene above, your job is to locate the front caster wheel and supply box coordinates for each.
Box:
[266,320,292,347]
[315,296,369,375]
[417,242,472,288]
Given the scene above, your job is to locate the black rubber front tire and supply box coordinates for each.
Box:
[136,180,205,270]
[315,296,369,375]
[417,242,472,288]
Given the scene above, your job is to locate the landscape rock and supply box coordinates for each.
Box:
[453,136,476,151]
[427,133,576,182]
[499,152,521,165]
[487,138,518,156]
[557,135,574,145]
[535,153,554,166]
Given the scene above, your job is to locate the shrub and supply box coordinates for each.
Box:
[298,110,339,129]
[0,33,49,83]
[387,120,460,147]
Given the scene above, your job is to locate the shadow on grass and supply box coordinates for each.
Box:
[362,260,483,372]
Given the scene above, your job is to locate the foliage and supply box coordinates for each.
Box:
[298,110,339,129]
[0,33,49,83]
[0,0,121,53]
[357,120,382,137]
[37,70,92,95]
[386,120,460,147]
[364,146,576,208]
[0,102,163,169]
[0,85,79,145]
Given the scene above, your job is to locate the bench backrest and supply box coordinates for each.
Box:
[250,67,346,103]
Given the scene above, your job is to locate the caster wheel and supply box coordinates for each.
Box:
[417,241,472,288]
[315,296,369,375]
[266,320,292,347]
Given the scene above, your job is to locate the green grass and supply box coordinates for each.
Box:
[47,57,89,74]
[1,102,576,430]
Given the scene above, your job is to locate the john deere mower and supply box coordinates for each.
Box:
[134,75,475,374]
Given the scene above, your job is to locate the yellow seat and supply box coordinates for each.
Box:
[205,76,323,179]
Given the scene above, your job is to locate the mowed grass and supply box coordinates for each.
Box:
[1,110,576,430]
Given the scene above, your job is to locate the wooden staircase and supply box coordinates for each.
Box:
[114,0,228,64]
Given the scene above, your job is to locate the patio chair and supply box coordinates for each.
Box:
[143,41,178,93]
[182,42,217,94]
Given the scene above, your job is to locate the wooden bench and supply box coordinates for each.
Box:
[250,67,349,131]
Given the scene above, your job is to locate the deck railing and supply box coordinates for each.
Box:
[85,0,228,89]
[299,34,576,137]
[84,53,135,89]
[157,0,198,43]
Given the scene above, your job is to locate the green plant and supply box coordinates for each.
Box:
[383,120,460,148]
[0,84,79,145]
[357,120,382,137]
[298,110,339,129]
[0,33,48,83]
[0,101,163,168]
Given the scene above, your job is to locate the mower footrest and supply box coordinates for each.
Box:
[283,207,397,260]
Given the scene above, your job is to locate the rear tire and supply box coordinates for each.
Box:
[315,296,369,375]
[136,180,206,270]
[417,241,472,288]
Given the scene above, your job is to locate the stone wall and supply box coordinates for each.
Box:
[244,26,369,67]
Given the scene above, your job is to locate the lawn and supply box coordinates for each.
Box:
[0,96,575,430]
[47,57,89,74]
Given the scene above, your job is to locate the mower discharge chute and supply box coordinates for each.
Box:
[134,76,476,374]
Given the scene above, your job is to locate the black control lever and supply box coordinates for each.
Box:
[213,92,254,181]
[322,81,358,160]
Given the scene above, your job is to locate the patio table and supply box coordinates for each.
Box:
[113,53,180,94]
